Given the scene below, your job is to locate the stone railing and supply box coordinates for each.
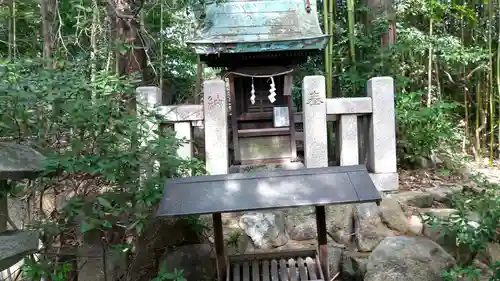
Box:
[136,76,398,191]
[301,76,398,192]
[136,87,204,163]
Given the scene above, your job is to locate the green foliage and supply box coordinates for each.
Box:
[491,261,500,281]
[424,177,499,249]
[395,91,463,166]
[442,266,482,281]
[423,173,500,279]
[0,58,205,276]
[22,258,72,281]
[0,0,208,277]
[153,266,186,281]
[186,215,210,235]
[226,229,244,248]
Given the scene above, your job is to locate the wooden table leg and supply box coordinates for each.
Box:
[315,206,329,280]
[0,180,8,232]
[213,213,226,281]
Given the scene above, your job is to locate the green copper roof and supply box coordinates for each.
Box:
[187,0,330,55]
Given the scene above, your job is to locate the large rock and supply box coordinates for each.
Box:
[341,251,369,281]
[364,236,455,281]
[126,217,204,281]
[479,243,500,266]
[77,244,127,281]
[407,215,424,234]
[239,212,288,249]
[327,244,343,278]
[285,207,317,241]
[8,189,75,230]
[159,244,216,281]
[379,198,409,233]
[424,186,461,203]
[470,258,496,281]
[387,191,434,208]
[353,203,392,252]
[0,230,39,271]
[326,205,354,245]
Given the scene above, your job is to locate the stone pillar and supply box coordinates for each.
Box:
[367,77,398,191]
[203,79,229,281]
[136,86,162,180]
[302,76,330,280]
[302,76,328,168]
[174,122,193,160]
[137,86,162,108]
[339,115,359,166]
[203,79,228,175]
[136,86,162,144]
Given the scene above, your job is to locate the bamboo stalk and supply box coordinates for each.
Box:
[427,18,433,107]
[497,0,500,159]
[324,0,336,161]
[347,0,356,96]
[328,0,334,97]
[488,0,494,166]
[324,0,330,90]
[476,80,481,161]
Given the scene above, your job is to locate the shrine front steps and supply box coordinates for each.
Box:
[0,230,39,272]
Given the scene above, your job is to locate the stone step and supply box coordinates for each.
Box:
[0,230,39,272]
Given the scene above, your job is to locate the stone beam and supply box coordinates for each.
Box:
[158,105,204,122]
[326,97,373,115]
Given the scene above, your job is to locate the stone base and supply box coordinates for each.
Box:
[0,230,39,272]
[239,136,291,161]
[369,172,399,192]
[228,161,304,173]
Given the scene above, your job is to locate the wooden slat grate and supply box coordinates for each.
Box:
[230,256,322,281]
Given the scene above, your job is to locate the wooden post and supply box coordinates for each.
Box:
[284,74,297,160]
[0,181,7,232]
[213,213,225,281]
[194,56,203,104]
[315,206,329,280]
[229,75,241,165]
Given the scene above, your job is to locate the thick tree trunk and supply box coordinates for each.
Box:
[40,0,57,65]
[366,0,396,46]
[108,0,147,80]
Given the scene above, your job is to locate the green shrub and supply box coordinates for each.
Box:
[395,91,463,167]
[0,58,205,278]
[424,173,499,280]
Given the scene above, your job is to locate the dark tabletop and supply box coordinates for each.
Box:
[156,165,381,216]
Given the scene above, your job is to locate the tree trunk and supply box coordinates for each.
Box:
[366,0,396,47]
[108,0,147,80]
[40,0,57,65]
